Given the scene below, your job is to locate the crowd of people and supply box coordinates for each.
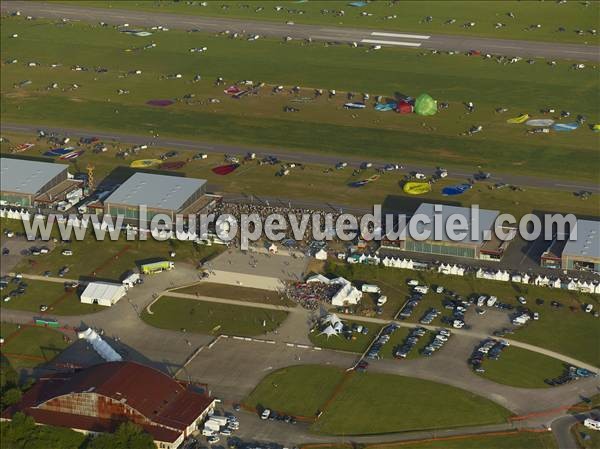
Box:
[283,281,339,310]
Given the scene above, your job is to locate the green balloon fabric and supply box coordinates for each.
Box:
[414,93,437,116]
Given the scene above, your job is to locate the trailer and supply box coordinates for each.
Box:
[140,261,174,274]
[361,284,380,293]
[584,418,600,431]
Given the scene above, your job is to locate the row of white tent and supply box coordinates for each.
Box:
[475,269,600,294]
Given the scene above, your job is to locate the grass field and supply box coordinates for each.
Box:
[1,17,598,182]
[59,0,600,44]
[1,218,222,282]
[325,262,600,366]
[573,422,600,449]
[245,365,511,435]
[244,365,345,418]
[142,295,288,336]
[2,132,599,222]
[309,319,382,353]
[0,323,70,372]
[174,282,293,306]
[321,431,558,449]
[478,346,566,389]
[0,279,103,316]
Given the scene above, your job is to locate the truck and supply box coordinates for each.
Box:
[583,418,600,431]
[122,272,141,289]
[208,415,228,426]
[140,261,174,274]
[204,419,221,432]
[361,284,381,294]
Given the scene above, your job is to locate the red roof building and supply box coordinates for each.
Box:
[2,361,216,448]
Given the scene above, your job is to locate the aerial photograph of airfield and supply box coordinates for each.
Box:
[0,1,599,449]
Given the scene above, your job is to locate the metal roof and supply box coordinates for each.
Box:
[3,361,214,443]
[80,282,125,303]
[105,172,206,211]
[408,203,500,244]
[0,158,68,195]
[563,219,600,260]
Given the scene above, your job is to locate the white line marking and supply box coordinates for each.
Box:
[371,31,430,40]
[361,39,422,47]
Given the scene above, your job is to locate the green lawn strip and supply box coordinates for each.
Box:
[174,282,294,306]
[3,135,599,222]
[572,422,600,449]
[379,327,432,360]
[478,346,566,389]
[59,0,600,44]
[1,279,103,315]
[1,17,599,182]
[7,227,221,282]
[325,262,600,367]
[309,319,382,353]
[362,431,558,449]
[310,370,511,435]
[142,295,288,337]
[244,365,345,418]
[0,325,69,371]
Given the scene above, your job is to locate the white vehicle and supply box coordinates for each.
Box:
[414,173,426,180]
[261,409,271,420]
[476,295,487,307]
[452,319,465,329]
[585,304,594,313]
[202,429,215,437]
[62,249,73,256]
[207,435,220,444]
[414,285,429,294]
[39,247,49,254]
[532,312,540,320]
[361,284,381,294]
[122,272,141,289]
[583,418,600,431]
[5,231,14,238]
[435,286,444,294]
[376,295,388,306]
[208,415,229,426]
[407,279,419,286]
[437,168,448,178]
[517,296,527,305]
[204,420,221,432]
[486,295,497,307]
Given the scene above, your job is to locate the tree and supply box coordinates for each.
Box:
[0,412,86,449]
[86,422,155,449]
[1,387,22,408]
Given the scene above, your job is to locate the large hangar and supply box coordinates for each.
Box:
[399,203,511,261]
[103,172,210,222]
[0,158,79,207]
[2,361,216,449]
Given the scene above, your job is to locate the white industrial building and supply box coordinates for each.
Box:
[80,282,126,306]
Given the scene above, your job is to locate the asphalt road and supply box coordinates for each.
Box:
[3,122,599,194]
[2,1,599,61]
[551,411,599,449]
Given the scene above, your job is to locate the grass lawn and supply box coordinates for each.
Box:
[314,371,512,435]
[1,218,222,283]
[174,282,294,306]
[0,323,70,372]
[60,1,600,44]
[244,365,345,418]
[1,17,599,182]
[478,346,566,389]
[351,431,558,449]
[309,319,382,353]
[325,262,600,366]
[3,132,599,223]
[1,279,103,316]
[572,423,600,449]
[142,295,288,337]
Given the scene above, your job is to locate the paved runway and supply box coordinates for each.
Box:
[2,1,599,61]
[3,122,599,194]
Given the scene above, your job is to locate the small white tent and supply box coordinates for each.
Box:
[80,282,126,306]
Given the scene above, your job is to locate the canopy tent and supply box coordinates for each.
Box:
[318,325,340,338]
